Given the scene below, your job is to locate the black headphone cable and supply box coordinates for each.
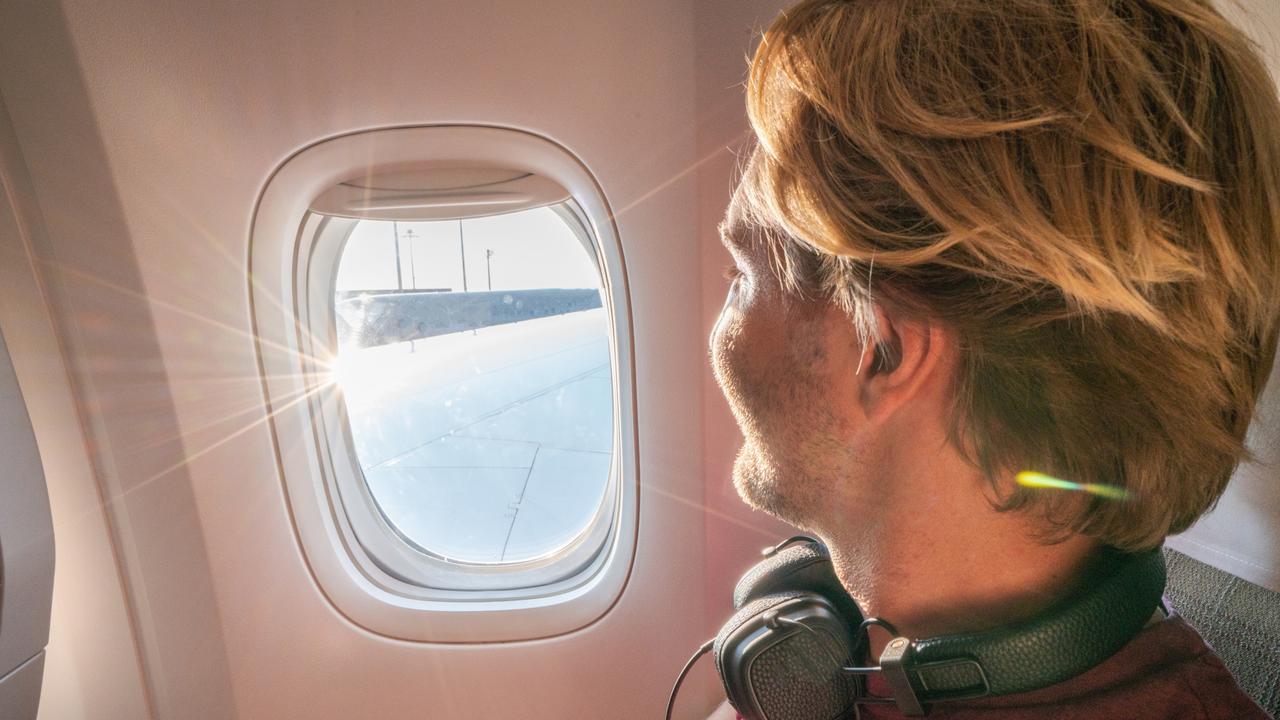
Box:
[665,638,715,720]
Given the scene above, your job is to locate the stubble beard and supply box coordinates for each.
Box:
[718,360,830,533]
[717,359,808,525]
[732,434,820,532]
[713,301,838,534]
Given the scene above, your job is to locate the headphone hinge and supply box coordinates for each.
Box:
[879,637,926,716]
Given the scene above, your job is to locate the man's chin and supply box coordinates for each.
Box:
[732,443,805,525]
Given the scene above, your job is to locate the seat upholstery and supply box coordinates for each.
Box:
[1162,547,1280,717]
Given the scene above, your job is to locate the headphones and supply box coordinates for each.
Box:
[667,535,1166,720]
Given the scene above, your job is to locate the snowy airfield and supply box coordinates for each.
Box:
[336,308,614,563]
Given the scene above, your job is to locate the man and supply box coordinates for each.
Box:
[709,0,1278,717]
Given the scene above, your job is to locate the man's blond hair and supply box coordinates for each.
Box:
[741,0,1280,550]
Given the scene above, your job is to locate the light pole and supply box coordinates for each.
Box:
[458,220,469,292]
[392,221,404,291]
[404,228,417,290]
[486,249,494,291]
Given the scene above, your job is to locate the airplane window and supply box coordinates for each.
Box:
[254,128,635,638]
[332,207,614,564]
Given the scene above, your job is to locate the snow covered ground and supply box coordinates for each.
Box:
[335,308,613,563]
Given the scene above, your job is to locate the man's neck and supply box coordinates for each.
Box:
[820,474,1102,662]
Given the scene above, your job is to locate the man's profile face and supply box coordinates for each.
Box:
[709,180,862,531]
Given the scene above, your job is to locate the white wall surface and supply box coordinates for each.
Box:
[0,0,789,718]
[0,1,236,715]
[0,92,152,720]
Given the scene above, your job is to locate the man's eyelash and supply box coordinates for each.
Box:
[723,264,745,282]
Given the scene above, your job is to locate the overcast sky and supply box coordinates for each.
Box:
[335,207,599,293]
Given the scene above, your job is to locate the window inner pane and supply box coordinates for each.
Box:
[333,207,613,564]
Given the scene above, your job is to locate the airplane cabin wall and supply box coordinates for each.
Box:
[0,0,784,718]
[0,21,183,720]
[0,2,239,717]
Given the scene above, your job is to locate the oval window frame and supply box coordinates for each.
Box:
[249,125,638,642]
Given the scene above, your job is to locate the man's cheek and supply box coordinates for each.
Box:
[710,307,744,382]
[711,324,762,428]
[711,284,742,347]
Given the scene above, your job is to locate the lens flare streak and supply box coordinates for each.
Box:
[1015,471,1131,501]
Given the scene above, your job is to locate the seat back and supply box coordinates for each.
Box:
[1162,547,1280,717]
[0,326,55,720]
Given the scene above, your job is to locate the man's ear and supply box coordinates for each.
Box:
[856,303,951,425]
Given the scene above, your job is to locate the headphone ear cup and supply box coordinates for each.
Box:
[714,591,860,720]
[734,541,831,607]
[732,541,863,629]
[715,590,809,680]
